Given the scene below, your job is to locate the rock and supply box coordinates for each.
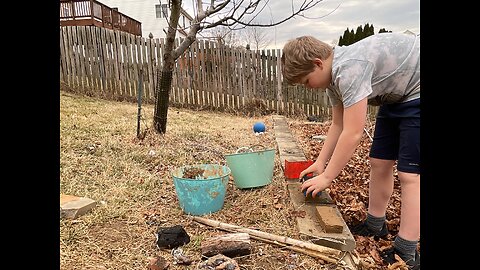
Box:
[148,256,169,270]
[156,225,190,249]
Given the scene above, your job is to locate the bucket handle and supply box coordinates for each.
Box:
[235,146,253,154]
[235,144,266,154]
[250,144,266,151]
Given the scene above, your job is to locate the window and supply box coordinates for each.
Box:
[155,4,169,19]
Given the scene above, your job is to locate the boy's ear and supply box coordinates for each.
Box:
[313,58,323,68]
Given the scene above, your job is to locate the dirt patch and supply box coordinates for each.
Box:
[182,167,205,179]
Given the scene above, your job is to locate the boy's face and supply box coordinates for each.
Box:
[298,58,330,89]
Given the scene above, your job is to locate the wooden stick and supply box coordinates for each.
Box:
[192,216,342,260]
[247,233,339,263]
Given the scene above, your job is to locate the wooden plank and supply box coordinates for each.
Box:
[214,42,221,108]
[271,49,277,111]
[96,27,107,92]
[205,40,213,107]
[225,46,232,108]
[147,36,155,103]
[59,27,68,84]
[276,48,283,113]
[130,33,138,99]
[255,49,261,100]
[261,50,267,106]
[153,37,161,103]
[245,49,251,101]
[140,36,149,99]
[69,26,80,88]
[241,48,247,106]
[124,32,133,97]
[199,40,206,107]
[120,31,129,96]
[74,26,84,89]
[272,115,356,251]
[105,29,119,97]
[90,26,100,90]
[103,28,114,96]
[81,26,92,90]
[266,50,272,110]
[76,26,87,90]
[114,30,124,97]
[63,27,74,86]
[192,44,199,106]
[173,38,181,105]
[218,44,226,108]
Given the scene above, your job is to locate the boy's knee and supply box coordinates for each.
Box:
[370,158,395,169]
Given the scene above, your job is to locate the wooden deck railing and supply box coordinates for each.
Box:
[60,0,142,36]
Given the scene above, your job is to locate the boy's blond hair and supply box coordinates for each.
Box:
[281,36,333,84]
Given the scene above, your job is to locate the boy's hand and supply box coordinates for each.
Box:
[301,174,333,197]
[298,162,324,182]
[300,174,314,183]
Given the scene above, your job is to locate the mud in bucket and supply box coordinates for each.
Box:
[225,145,275,189]
[172,164,231,216]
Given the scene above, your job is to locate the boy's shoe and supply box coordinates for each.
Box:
[349,220,389,240]
[381,246,420,270]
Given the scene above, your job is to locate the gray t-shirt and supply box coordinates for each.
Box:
[326,32,420,107]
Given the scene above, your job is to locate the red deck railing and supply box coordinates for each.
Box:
[60,0,142,36]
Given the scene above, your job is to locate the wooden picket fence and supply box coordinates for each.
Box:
[60,25,378,118]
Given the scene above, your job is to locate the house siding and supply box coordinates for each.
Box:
[99,0,181,39]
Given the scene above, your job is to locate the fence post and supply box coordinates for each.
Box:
[136,68,143,138]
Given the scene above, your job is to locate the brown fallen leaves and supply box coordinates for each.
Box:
[288,119,408,270]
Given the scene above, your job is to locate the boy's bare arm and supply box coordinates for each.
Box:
[323,97,368,181]
[301,98,368,196]
[315,104,343,169]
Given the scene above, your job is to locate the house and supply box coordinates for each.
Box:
[97,0,194,39]
[60,0,142,36]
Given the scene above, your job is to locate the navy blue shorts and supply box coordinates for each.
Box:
[369,98,420,174]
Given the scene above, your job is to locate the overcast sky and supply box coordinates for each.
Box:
[185,0,420,49]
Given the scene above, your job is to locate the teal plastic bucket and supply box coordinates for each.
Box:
[172,164,231,216]
[225,146,275,189]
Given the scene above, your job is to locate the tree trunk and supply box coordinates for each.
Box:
[153,0,181,134]
[153,69,173,133]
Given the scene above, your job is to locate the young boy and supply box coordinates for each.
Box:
[281,33,420,269]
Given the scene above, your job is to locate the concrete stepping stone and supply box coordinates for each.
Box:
[60,194,97,219]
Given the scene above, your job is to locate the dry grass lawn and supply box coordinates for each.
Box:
[60,90,346,270]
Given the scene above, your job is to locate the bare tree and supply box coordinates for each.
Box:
[204,26,242,47]
[242,24,272,50]
[153,0,324,134]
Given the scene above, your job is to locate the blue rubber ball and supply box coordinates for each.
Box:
[253,122,266,133]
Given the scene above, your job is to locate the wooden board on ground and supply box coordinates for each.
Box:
[273,115,356,252]
[286,181,355,251]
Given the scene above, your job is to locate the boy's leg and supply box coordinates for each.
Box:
[396,115,420,242]
[366,114,399,225]
[350,116,397,237]
[397,171,420,241]
[368,158,395,218]
[382,115,420,268]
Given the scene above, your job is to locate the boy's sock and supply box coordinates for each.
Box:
[366,213,386,232]
[393,235,418,262]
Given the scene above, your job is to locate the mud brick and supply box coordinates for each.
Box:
[314,205,344,233]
